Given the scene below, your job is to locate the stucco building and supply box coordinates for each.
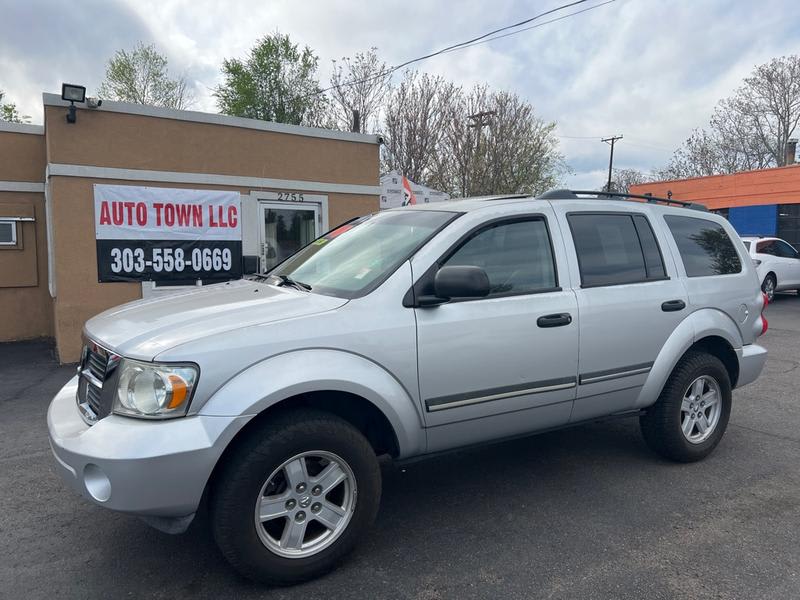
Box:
[0,93,381,362]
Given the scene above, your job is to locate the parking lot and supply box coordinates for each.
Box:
[1,296,798,600]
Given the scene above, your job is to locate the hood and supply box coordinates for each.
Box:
[84,279,348,360]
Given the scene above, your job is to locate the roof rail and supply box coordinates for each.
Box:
[538,189,709,212]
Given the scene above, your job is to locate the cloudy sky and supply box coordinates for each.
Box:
[2,0,799,188]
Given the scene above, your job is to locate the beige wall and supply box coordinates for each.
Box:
[45,107,378,185]
[43,104,379,362]
[48,177,378,362]
[0,129,52,342]
[0,131,45,182]
[0,192,53,341]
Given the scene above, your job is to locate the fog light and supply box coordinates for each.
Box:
[83,463,111,502]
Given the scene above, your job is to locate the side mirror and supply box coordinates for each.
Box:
[434,265,490,300]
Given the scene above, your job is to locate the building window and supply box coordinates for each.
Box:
[0,220,17,246]
[777,204,800,248]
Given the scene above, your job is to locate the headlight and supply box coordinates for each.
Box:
[113,359,199,419]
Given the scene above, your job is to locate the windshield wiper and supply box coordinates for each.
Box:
[275,274,312,291]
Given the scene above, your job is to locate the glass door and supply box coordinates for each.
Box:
[258,202,320,272]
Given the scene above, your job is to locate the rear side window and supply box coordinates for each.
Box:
[568,213,666,287]
[665,215,742,277]
[775,240,799,258]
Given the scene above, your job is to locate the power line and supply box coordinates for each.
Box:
[310,0,613,98]
[438,0,617,55]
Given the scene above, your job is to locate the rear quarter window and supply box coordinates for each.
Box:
[664,215,742,277]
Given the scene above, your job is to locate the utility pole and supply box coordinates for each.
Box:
[601,135,623,193]
[467,111,496,196]
[468,111,496,150]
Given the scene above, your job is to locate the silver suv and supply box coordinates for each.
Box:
[48,190,768,584]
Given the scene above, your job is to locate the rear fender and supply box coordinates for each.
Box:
[636,309,741,409]
[199,348,426,458]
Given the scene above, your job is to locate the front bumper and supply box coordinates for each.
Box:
[736,343,768,388]
[48,376,250,524]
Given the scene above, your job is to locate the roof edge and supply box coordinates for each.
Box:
[632,163,800,188]
[0,121,44,135]
[41,92,381,145]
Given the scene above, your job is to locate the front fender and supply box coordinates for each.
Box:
[199,348,426,458]
[636,308,742,409]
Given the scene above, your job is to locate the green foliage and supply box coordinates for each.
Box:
[98,42,192,109]
[214,32,323,125]
[0,90,30,123]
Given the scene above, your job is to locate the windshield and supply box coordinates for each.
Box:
[268,210,456,298]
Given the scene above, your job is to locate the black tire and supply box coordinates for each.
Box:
[211,408,381,585]
[762,273,776,302]
[640,352,732,463]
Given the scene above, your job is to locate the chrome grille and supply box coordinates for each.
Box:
[86,348,107,381]
[76,340,118,425]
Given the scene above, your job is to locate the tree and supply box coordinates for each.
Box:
[0,90,30,123]
[431,86,565,197]
[604,168,652,193]
[662,55,800,178]
[98,42,192,109]
[327,48,391,133]
[215,32,323,125]
[382,71,454,183]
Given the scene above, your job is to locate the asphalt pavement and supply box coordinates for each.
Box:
[2,295,799,599]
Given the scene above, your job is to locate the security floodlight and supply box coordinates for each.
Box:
[61,83,86,124]
[61,83,86,103]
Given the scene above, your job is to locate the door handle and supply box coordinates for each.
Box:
[537,313,572,328]
[661,299,686,312]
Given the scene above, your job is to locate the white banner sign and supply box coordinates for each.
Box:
[93,184,243,283]
[94,184,241,241]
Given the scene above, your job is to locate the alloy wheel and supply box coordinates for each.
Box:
[680,376,722,444]
[763,277,775,301]
[253,451,357,558]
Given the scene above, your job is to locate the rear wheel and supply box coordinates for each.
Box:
[640,352,732,462]
[762,273,776,302]
[211,409,381,584]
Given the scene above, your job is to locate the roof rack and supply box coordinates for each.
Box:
[537,189,709,212]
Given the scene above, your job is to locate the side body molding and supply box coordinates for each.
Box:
[199,348,426,458]
[635,308,743,409]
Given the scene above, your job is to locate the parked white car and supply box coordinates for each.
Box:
[741,236,800,300]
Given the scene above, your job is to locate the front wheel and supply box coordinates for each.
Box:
[640,352,732,462]
[211,409,381,584]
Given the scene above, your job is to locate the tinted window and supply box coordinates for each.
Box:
[757,240,777,256]
[665,216,742,277]
[568,213,665,286]
[632,215,666,279]
[742,241,751,251]
[444,218,556,295]
[775,240,799,258]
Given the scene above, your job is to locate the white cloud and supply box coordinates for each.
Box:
[2,0,799,187]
